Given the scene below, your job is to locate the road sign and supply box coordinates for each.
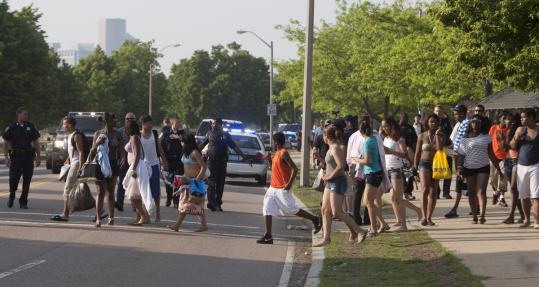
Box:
[267,104,277,116]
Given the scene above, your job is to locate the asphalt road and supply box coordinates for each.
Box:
[0,166,311,287]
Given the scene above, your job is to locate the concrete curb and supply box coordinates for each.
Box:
[292,193,325,287]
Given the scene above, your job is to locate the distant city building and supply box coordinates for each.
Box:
[51,43,95,66]
[98,18,137,56]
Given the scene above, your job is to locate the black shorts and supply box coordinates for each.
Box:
[462,165,490,178]
[109,161,120,177]
[365,171,384,188]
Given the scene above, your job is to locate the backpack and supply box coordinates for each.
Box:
[71,130,91,161]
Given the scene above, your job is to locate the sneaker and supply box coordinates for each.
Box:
[256,235,273,244]
[498,198,508,208]
[313,217,322,234]
[115,202,124,212]
[404,193,416,200]
[445,210,459,218]
[492,193,499,205]
[7,198,14,208]
[443,194,453,199]
[19,204,28,209]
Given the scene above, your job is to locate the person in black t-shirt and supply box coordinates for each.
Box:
[160,115,186,208]
[3,107,41,209]
[399,112,418,200]
[201,118,249,211]
[434,105,454,199]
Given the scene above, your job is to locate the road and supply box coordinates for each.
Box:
[0,166,312,287]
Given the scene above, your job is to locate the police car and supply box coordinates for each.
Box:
[203,130,268,186]
[47,112,104,173]
[195,119,245,145]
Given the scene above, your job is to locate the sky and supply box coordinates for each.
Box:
[8,0,346,74]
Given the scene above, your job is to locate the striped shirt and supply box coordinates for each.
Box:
[457,134,492,169]
[453,118,470,152]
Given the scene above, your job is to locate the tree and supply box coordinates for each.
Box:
[0,2,64,128]
[166,43,270,128]
[276,1,484,120]
[434,0,539,91]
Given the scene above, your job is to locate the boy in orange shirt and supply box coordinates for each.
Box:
[257,132,322,244]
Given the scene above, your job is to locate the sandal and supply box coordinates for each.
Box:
[357,231,367,243]
[166,225,179,232]
[50,215,68,222]
[519,222,531,228]
[195,225,208,232]
[128,221,144,226]
[502,217,514,224]
[313,240,331,247]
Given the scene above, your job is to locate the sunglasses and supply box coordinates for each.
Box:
[125,118,135,120]
[474,109,482,112]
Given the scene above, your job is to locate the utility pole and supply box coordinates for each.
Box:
[300,0,314,187]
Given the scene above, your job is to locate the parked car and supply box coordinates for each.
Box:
[47,112,104,173]
[195,119,245,144]
[202,131,268,186]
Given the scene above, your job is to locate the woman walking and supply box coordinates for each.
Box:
[503,113,525,224]
[167,134,208,232]
[139,115,168,223]
[414,114,445,226]
[92,112,122,227]
[123,120,153,226]
[314,125,367,246]
[381,117,422,231]
[456,115,499,224]
[355,121,387,236]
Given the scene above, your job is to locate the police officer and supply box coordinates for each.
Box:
[3,107,41,209]
[201,118,249,211]
[160,115,185,208]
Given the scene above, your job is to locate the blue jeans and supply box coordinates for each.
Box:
[150,164,161,199]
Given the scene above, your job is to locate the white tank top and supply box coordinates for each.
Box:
[67,132,80,164]
[384,137,403,169]
[140,132,159,166]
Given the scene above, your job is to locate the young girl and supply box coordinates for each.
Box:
[414,114,445,226]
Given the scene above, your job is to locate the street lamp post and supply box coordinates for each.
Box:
[237,30,274,146]
[148,43,180,116]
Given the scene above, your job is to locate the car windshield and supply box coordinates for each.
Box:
[231,135,261,150]
[197,121,245,137]
[278,124,301,133]
[58,117,104,133]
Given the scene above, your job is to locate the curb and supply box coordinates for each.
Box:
[292,193,325,287]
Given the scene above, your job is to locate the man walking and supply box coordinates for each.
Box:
[3,107,41,209]
[116,112,136,212]
[201,118,249,211]
[445,104,469,218]
[50,116,84,221]
[161,115,185,208]
[399,112,418,200]
[257,132,321,244]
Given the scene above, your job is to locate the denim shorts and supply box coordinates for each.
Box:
[418,160,432,172]
[504,158,517,178]
[388,168,403,180]
[150,164,161,199]
[326,176,348,195]
[365,171,384,188]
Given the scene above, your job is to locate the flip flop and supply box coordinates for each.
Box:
[50,215,68,222]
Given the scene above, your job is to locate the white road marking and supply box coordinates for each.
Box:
[278,241,296,287]
[0,260,46,279]
[0,211,261,229]
[0,219,309,240]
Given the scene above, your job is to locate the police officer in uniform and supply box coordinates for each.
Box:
[201,118,249,211]
[160,115,185,208]
[3,107,41,209]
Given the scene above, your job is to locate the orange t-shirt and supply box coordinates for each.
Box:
[489,125,507,160]
[270,148,292,189]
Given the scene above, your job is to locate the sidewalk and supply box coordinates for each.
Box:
[290,151,539,286]
[418,187,539,287]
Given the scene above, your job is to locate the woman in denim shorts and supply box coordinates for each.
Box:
[314,125,367,246]
[381,117,422,232]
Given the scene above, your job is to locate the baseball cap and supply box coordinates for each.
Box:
[324,119,332,127]
[453,104,467,113]
[344,115,354,122]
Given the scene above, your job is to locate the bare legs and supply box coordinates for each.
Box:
[130,198,149,225]
[315,188,366,246]
[419,170,438,225]
[505,167,524,223]
[95,177,116,227]
[522,199,539,228]
[364,184,381,233]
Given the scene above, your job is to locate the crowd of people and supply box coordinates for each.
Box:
[3,104,539,246]
[308,104,539,245]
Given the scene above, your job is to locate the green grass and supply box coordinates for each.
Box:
[293,172,484,287]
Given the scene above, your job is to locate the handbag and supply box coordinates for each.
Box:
[69,182,96,212]
[312,168,325,192]
[78,153,104,182]
[432,150,452,180]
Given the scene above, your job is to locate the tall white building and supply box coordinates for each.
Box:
[51,43,95,66]
[98,18,136,55]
